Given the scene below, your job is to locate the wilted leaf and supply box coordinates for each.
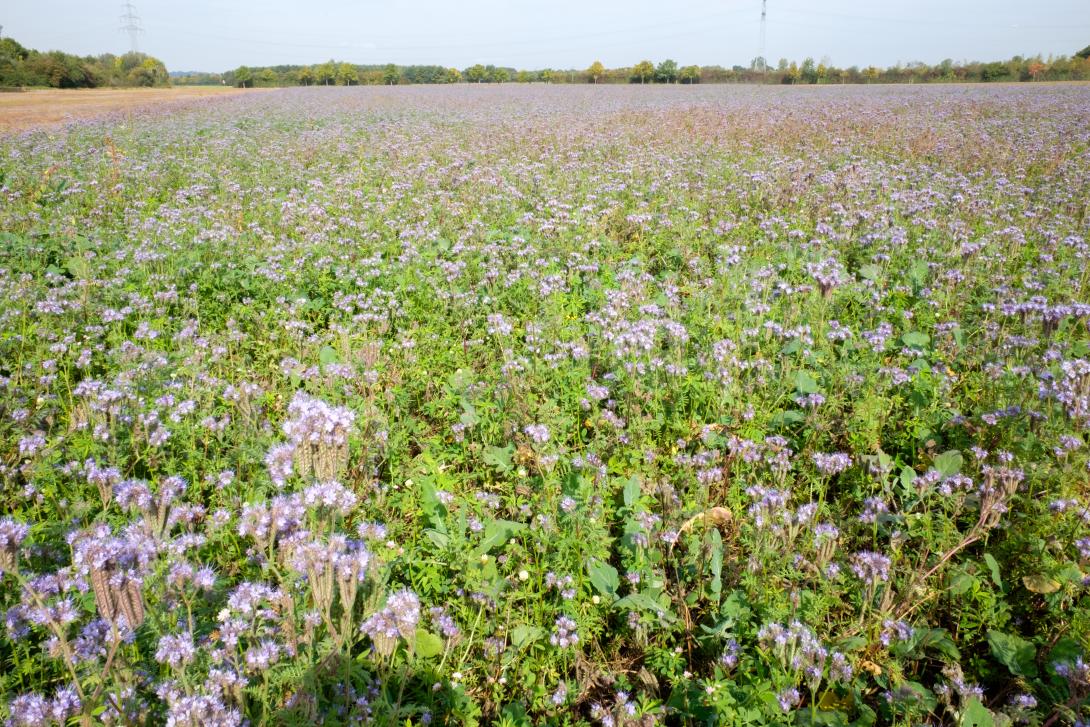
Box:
[1022,574,1061,594]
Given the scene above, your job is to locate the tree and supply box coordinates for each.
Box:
[336,62,358,85]
[258,68,277,86]
[678,65,700,84]
[382,63,399,85]
[234,65,253,88]
[588,60,605,83]
[446,67,462,83]
[801,57,817,84]
[540,68,553,83]
[632,59,654,84]
[489,67,509,83]
[297,66,314,86]
[465,64,486,83]
[655,59,677,83]
[1077,44,1090,60]
[316,60,336,86]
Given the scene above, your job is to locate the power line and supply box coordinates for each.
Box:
[119,2,143,54]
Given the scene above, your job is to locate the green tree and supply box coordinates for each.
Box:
[465,64,486,83]
[1076,44,1090,60]
[632,59,654,84]
[801,57,817,83]
[489,67,509,83]
[382,63,399,85]
[336,62,358,85]
[316,60,336,86]
[678,65,700,84]
[446,67,462,83]
[655,58,677,83]
[234,65,253,88]
[297,66,314,86]
[258,68,277,87]
[588,60,605,83]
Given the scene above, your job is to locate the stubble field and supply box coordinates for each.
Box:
[0,83,1089,726]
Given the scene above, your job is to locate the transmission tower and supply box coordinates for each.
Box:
[119,2,143,53]
[758,0,767,72]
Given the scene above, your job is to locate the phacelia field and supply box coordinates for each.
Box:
[1,83,1089,726]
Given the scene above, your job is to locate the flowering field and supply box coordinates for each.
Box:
[1,83,1089,726]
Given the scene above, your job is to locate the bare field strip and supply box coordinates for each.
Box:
[0,87,264,133]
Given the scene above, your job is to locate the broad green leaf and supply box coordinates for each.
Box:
[934,450,963,477]
[586,558,619,598]
[959,698,994,727]
[319,345,339,365]
[902,331,930,348]
[987,630,1037,677]
[859,263,882,281]
[414,629,444,658]
[510,625,544,648]
[794,370,821,393]
[483,444,514,473]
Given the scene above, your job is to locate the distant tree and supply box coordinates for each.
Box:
[258,68,277,86]
[678,65,700,84]
[632,59,654,84]
[800,57,817,83]
[465,64,486,83]
[540,68,553,83]
[234,65,253,88]
[655,58,677,83]
[588,60,605,83]
[750,56,767,72]
[382,63,399,85]
[489,67,509,83]
[446,67,462,83]
[316,60,336,86]
[1077,44,1090,60]
[336,62,358,85]
[297,66,314,86]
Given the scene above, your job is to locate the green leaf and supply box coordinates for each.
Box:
[959,698,994,727]
[587,558,620,598]
[933,450,963,477]
[473,519,525,557]
[987,630,1037,677]
[794,370,821,394]
[983,553,1002,589]
[483,444,514,473]
[859,264,882,281]
[319,345,339,365]
[708,528,723,598]
[614,590,677,624]
[900,466,917,488]
[902,331,930,348]
[414,629,444,658]
[917,628,961,660]
[510,625,544,648]
[622,476,642,508]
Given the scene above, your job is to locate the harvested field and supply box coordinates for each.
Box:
[0,86,260,133]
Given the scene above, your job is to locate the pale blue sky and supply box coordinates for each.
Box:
[3,0,1089,71]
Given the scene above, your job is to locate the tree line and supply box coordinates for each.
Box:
[173,47,1090,88]
[0,37,170,89]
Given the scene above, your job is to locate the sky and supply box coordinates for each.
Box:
[3,0,1089,72]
